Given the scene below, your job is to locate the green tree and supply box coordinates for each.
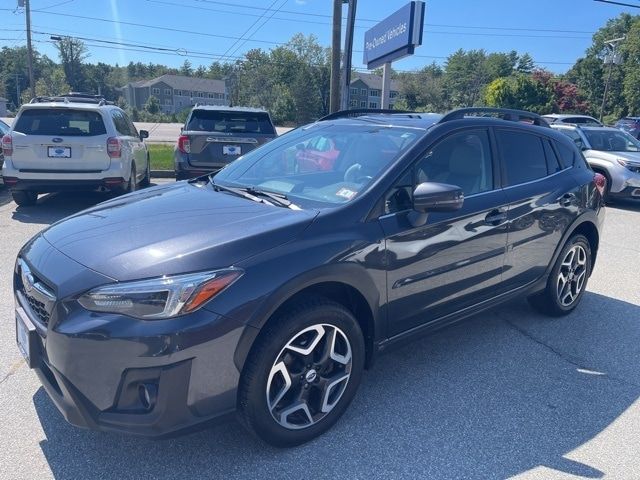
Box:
[443,49,490,107]
[180,59,193,76]
[144,95,161,114]
[53,37,89,90]
[484,74,553,113]
[516,53,535,73]
[397,63,445,111]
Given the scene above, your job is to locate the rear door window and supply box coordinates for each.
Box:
[14,109,106,136]
[187,110,275,134]
[496,130,548,186]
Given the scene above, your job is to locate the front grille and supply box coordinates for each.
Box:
[16,258,56,327]
[23,292,50,325]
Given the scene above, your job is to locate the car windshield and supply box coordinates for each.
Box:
[213,124,421,208]
[13,108,107,136]
[583,129,640,152]
[186,110,275,134]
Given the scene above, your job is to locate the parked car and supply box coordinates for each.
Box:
[14,108,604,447]
[174,106,277,180]
[542,113,602,126]
[614,117,640,139]
[552,124,640,201]
[0,118,9,172]
[1,93,150,206]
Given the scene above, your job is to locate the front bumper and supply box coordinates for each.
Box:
[608,185,640,200]
[15,237,248,437]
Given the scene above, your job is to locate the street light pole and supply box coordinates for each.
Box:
[329,0,342,113]
[599,36,625,123]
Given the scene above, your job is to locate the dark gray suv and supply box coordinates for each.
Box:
[174,106,277,180]
[14,108,605,447]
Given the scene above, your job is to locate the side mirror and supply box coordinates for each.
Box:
[139,130,149,140]
[413,182,464,213]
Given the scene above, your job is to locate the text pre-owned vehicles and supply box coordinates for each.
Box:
[0,118,9,172]
[14,108,604,447]
[174,106,277,180]
[615,117,640,139]
[552,123,640,201]
[542,113,603,126]
[1,94,150,206]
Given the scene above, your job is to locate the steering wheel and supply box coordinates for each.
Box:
[344,164,373,184]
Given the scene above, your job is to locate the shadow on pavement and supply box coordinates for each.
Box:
[33,292,640,479]
[606,199,640,213]
[9,183,164,225]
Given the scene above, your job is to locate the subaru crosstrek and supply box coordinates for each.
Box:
[2,94,150,206]
[14,108,604,447]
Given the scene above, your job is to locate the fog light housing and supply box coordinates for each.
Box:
[138,383,158,411]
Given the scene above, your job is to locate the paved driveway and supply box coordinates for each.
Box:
[0,184,638,479]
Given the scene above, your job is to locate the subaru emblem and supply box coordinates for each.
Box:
[52,137,63,143]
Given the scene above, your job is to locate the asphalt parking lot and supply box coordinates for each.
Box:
[0,182,639,480]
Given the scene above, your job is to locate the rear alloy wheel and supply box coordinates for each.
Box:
[12,190,38,206]
[238,298,365,447]
[529,234,592,316]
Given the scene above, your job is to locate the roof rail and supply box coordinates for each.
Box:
[318,108,416,121]
[28,93,114,105]
[439,107,550,127]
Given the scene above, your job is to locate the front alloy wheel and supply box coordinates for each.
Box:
[238,298,364,447]
[266,324,352,430]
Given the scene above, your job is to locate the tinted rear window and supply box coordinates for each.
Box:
[554,141,577,168]
[187,110,275,134]
[497,130,548,186]
[14,109,106,136]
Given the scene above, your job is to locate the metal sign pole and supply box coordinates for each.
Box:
[341,0,357,111]
[381,62,392,109]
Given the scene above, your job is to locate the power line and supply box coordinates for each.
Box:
[226,0,288,60]
[217,0,284,63]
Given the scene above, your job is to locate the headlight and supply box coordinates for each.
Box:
[78,269,243,319]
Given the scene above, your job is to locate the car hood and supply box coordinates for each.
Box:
[42,182,318,281]
[586,150,640,164]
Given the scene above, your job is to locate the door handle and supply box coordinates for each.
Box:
[558,193,575,207]
[484,209,507,226]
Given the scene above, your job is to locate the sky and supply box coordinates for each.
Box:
[1,0,639,74]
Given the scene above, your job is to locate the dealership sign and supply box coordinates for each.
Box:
[363,1,425,69]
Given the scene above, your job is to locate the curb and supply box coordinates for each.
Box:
[151,170,175,179]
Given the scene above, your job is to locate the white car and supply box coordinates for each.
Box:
[1,94,150,206]
[542,114,603,126]
[552,124,640,201]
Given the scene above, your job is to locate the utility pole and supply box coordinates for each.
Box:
[24,0,36,99]
[600,36,625,123]
[329,0,342,113]
[340,0,357,111]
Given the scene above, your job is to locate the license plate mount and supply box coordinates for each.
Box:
[16,309,38,368]
[47,146,71,158]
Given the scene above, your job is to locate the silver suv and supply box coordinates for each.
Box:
[552,124,640,201]
[1,94,150,206]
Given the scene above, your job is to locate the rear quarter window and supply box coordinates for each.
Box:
[496,130,548,186]
[14,109,107,136]
[187,110,275,135]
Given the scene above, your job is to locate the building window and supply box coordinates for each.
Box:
[208,93,215,99]
[164,88,172,96]
[350,99,357,107]
[390,91,398,99]
[360,101,366,108]
[369,102,378,108]
[165,98,172,105]
[350,88,358,95]
[360,88,367,96]
[174,90,182,96]
[151,87,160,95]
[370,90,380,97]
[198,92,205,98]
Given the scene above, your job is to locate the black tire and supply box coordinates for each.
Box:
[528,234,592,317]
[120,165,137,194]
[140,156,151,187]
[12,190,38,206]
[238,297,365,447]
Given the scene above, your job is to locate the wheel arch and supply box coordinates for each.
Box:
[234,267,382,374]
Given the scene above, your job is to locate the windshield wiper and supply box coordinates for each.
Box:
[245,187,300,210]
[208,176,300,209]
